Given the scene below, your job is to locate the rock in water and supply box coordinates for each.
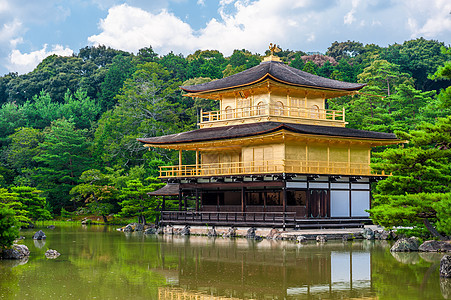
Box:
[32,230,46,240]
[390,237,420,252]
[45,249,60,259]
[246,227,256,239]
[1,244,30,259]
[440,255,451,278]
[316,235,327,243]
[134,223,144,231]
[222,227,236,238]
[144,227,157,234]
[180,225,190,236]
[207,227,217,237]
[362,228,375,240]
[266,228,280,240]
[47,225,55,229]
[297,236,307,243]
[379,230,395,240]
[342,234,353,241]
[419,240,451,252]
[123,225,133,232]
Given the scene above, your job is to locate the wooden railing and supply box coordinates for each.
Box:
[200,104,345,124]
[161,211,297,227]
[159,160,387,178]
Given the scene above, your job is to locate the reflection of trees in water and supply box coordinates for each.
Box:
[372,248,445,299]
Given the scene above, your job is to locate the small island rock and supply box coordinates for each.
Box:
[223,227,236,238]
[316,235,327,243]
[390,237,420,252]
[45,249,61,259]
[419,240,451,252]
[246,227,256,239]
[32,230,46,240]
[1,244,30,259]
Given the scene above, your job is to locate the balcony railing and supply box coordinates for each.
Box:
[200,104,345,124]
[159,160,387,178]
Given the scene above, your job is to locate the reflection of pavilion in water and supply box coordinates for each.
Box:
[155,236,376,299]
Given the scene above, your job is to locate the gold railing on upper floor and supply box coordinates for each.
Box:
[200,104,345,124]
[158,160,387,178]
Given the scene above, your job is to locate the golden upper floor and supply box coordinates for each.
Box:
[181,59,364,129]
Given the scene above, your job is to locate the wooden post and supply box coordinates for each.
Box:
[241,186,246,213]
[178,190,182,211]
[162,196,166,211]
[184,194,187,211]
[195,189,199,212]
[342,107,346,123]
[179,149,182,176]
[282,186,287,231]
[195,149,199,176]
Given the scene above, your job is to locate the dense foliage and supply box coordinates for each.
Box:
[0,39,449,242]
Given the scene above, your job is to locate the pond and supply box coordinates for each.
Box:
[0,225,449,299]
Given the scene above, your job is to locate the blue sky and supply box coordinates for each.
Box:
[1,0,450,75]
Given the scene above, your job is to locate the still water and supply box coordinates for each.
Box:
[0,225,448,300]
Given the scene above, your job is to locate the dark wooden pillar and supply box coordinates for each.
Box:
[195,189,199,212]
[282,186,287,230]
[184,194,187,211]
[216,192,220,211]
[283,187,287,212]
[162,196,166,211]
[241,186,246,213]
[178,190,182,211]
[263,187,267,212]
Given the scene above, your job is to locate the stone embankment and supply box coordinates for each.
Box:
[118,223,451,249]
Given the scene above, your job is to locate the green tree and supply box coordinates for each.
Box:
[0,206,19,249]
[118,179,164,224]
[326,40,364,61]
[22,91,62,129]
[302,61,318,75]
[70,169,119,222]
[93,62,182,168]
[380,38,449,90]
[6,127,43,171]
[10,186,51,221]
[369,116,451,238]
[60,89,101,129]
[99,55,136,111]
[33,119,93,211]
[0,102,26,146]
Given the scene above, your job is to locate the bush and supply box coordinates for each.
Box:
[0,206,19,249]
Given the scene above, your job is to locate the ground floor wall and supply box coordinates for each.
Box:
[173,175,372,219]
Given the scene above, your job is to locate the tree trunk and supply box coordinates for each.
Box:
[102,214,108,223]
[423,218,447,240]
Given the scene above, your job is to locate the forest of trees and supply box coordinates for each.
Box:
[0,38,450,246]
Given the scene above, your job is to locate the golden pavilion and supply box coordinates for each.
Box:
[138,46,401,228]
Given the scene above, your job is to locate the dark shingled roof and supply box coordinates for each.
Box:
[137,122,398,145]
[180,60,365,93]
[148,184,180,196]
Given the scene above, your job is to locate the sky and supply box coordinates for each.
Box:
[0,0,450,75]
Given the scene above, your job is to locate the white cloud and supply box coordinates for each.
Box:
[88,4,194,53]
[197,0,205,6]
[88,1,325,56]
[344,0,360,25]
[404,0,451,38]
[8,44,73,74]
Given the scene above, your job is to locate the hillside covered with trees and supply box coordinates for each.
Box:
[0,38,450,243]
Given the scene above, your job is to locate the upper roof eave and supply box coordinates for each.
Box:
[180,60,365,94]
